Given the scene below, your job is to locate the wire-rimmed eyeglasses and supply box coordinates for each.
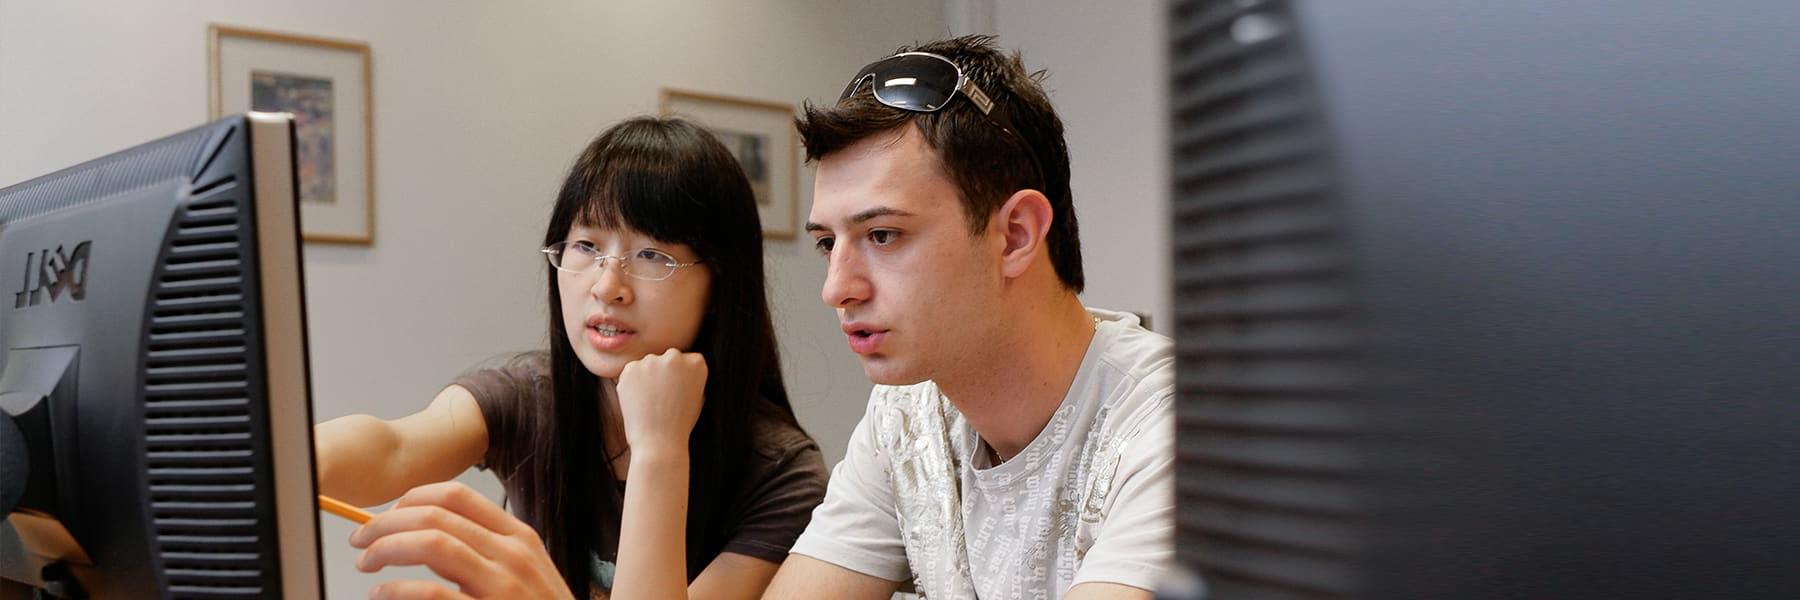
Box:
[541,241,701,281]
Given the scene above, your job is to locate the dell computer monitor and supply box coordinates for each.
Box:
[1169,1,1800,598]
[1,113,322,598]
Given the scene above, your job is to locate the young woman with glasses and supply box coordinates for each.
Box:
[312,117,827,600]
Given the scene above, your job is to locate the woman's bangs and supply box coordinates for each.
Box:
[575,152,705,247]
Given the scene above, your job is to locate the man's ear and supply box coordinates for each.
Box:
[996,189,1054,280]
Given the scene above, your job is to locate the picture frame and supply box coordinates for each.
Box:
[209,24,374,245]
[659,89,799,240]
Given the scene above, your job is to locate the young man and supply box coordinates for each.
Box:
[764,36,1176,600]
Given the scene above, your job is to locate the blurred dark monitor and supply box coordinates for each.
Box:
[1,114,322,598]
[1168,1,1800,598]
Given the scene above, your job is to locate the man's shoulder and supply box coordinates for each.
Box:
[1088,311,1175,410]
[1094,312,1175,384]
[1066,310,1175,461]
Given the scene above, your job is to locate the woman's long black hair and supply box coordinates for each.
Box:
[530,117,796,594]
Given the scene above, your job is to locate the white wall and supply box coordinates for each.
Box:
[0,1,942,597]
[994,0,1170,329]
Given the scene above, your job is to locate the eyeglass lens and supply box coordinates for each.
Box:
[546,243,679,279]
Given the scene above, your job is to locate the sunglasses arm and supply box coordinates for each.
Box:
[957,78,996,114]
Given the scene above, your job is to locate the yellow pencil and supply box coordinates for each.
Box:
[318,494,374,525]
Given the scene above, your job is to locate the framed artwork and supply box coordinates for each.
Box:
[210,25,374,245]
[659,89,799,239]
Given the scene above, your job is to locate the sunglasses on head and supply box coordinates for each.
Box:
[840,51,1045,186]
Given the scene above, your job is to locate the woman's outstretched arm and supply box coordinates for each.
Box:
[313,384,489,507]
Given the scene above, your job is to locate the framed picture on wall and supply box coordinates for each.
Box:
[659,89,799,239]
[209,24,375,245]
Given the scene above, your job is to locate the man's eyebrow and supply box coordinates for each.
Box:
[849,207,916,224]
[805,207,917,234]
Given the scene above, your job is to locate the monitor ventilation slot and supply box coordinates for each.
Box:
[1171,1,1361,597]
[142,139,275,597]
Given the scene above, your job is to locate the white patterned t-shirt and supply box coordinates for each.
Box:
[791,308,1176,599]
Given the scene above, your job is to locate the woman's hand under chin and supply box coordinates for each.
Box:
[615,348,709,454]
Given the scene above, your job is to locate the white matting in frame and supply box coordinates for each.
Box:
[660,89,799,240]
[210,25,374,245]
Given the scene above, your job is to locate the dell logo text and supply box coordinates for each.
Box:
[15,241,92,308]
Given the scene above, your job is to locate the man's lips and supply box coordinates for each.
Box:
[841,321,890,336]
[842,322,890,355]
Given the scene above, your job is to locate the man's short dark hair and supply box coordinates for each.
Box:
[797,34,1084,292]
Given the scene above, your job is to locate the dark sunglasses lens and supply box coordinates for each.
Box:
[866,54,960,112]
